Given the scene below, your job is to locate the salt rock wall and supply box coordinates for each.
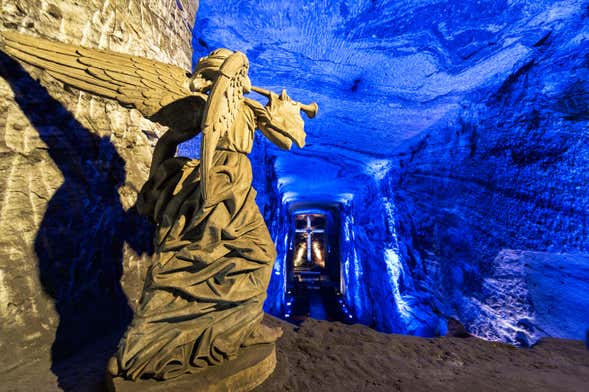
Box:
[392,9,589,345]
[469,250,589,344]
[338,180,447,336]
[191,0,589,341]
[0,0,198,374]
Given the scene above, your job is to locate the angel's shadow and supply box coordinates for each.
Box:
[0,52,153,390]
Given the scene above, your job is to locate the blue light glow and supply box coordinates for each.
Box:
[191,0,589,343]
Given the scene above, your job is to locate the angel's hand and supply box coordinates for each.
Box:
[263,89,306,148]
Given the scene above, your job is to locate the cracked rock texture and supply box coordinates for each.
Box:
[0,0,198,375]
[465,250,589,346]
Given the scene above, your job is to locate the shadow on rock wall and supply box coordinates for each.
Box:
[0,52,154,390]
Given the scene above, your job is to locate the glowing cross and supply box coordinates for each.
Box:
[295,215,325,264]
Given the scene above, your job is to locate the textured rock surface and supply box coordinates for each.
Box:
[391,7,589,343]
[193,0,589,341]
[1,4,588,390]
[0,0,198,383]
[467,250,589,345]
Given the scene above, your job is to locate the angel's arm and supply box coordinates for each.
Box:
[245,98,294,150]
[148,127,196,179]
[147,98,205,179]
[258,121,294,150]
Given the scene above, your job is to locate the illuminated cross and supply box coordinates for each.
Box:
[295,215,325,265]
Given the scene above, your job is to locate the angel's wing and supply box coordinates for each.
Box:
[1,31,205,131]
[200,51,249,204]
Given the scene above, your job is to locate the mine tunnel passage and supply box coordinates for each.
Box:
[283,212,354,324]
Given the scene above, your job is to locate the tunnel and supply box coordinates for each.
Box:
[181,0,589,344]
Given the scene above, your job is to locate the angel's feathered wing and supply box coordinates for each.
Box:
[200,51,249,204]
[0,31,205,132]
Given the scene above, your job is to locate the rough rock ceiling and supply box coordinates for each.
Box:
[191,0,581,204]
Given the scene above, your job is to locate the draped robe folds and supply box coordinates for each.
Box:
[114,104,277,380]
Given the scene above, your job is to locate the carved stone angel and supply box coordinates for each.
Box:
[1,32,316,382]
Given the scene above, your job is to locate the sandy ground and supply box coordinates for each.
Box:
[2,315,588,392]
[258,316,589,392]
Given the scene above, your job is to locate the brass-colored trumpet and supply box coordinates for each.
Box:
[250,86,318,118]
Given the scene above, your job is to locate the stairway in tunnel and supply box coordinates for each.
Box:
[285,285,355,324]
[278,209,355,325]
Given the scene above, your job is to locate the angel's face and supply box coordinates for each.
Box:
[188,74,213,93]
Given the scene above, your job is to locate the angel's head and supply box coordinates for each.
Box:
[189,48,251,93]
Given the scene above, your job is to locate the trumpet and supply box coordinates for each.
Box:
[250,86,318,119]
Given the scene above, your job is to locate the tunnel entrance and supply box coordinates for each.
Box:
[284,211,354,323]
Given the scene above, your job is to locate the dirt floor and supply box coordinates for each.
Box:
[257,316,589,392]
[2,315,588,391]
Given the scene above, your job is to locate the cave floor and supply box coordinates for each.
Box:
[2,315,588,392]
[260,316,589,392]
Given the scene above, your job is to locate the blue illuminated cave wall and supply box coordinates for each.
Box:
[336,171,447,335]
[190,0,589,344]
[389,11,589,344]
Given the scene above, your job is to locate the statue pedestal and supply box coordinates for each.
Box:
[106,343,276,392]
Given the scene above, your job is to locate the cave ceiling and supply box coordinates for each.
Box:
[191,0,577,204]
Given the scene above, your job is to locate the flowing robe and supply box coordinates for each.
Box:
[115,103,276,380]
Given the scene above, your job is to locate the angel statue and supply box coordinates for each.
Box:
[1,31,317,384]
